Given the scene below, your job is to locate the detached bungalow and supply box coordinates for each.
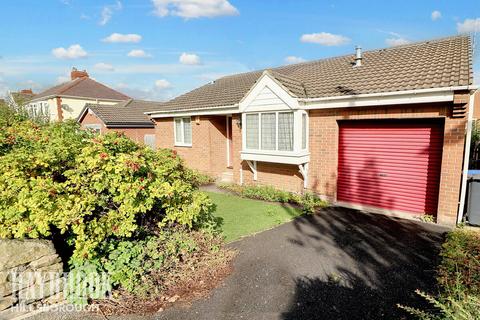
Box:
[146,35,477,226]
[78,99,160,147]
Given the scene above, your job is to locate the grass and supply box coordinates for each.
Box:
[206,191,303,242]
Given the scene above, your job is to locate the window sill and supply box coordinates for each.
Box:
[241,150,310,165]
[174,143,192,148]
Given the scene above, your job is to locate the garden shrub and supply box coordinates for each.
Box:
[187,169,216,187]
[438,229,480,296]
[0,120,216,260]
[66,261,112,306]
[68,227,227,300]
[399,228,480,319]
[218,183,327,213]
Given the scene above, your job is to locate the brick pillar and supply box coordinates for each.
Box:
[55,97,63,122]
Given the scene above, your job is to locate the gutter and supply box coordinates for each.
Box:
[29,94,127,103]
[298,86,479,103]
[457,89,477,224]
[147,104,239,117]
[106,123,155,128]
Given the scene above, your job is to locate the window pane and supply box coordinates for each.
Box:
[261,113,276,150]
[302,113,307,149]
[175,119,182,143]
[183,117,192,144]
[246,114,259,149]
[278,112,294,151]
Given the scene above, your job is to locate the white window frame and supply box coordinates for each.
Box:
[241,110,309,165]
[301,111,309,150]
[244,111,297,152]
[84,124,101,133]
[174,117,192,147]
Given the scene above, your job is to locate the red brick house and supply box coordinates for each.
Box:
[146,35,477,226]
[77,99,160,147]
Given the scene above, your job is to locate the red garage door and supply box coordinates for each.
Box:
[337,120,444,215]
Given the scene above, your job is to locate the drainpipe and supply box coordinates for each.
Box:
[457,90,477,224]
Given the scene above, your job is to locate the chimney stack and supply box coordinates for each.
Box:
[354,46,362,67]
[70,67,89,80]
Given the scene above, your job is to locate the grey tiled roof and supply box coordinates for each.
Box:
[32,77,130,101]
[80,99,161,127]
[148,35,472,113]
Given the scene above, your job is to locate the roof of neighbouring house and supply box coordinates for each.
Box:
[147,35,472,113]
[78,99,161,127]
[11,90,36,104]
[31,77,130,102]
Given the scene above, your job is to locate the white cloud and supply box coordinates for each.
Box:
[52,44,88,59]
[99,1,122,26]
[457,18,480,33]
[114,82,174,101]
[102,33,142,43]
[155,79,172,89]
[385,37,411,46]
[127,49,152,58]
[56,75,70,84]
[179,52,201,65]
[0,76,9,96]
[300,32,350,46]
[284,56,306,64]
[152,0,239,19]
[431,10,442,21]
[94,62,114,71]
[18,79,42,90]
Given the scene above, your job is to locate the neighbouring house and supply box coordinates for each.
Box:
[6,89,36,108]
[145,35,477,226]
[77,99,159,147]
[27,68,130,121]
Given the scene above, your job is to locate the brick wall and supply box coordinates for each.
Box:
[154,116,228,177]
[154,98,470,226]
[79,112,155,144]
[306,101,467,226]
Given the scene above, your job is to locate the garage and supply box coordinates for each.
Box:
[337,120,444,216]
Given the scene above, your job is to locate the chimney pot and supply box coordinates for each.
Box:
[71,67,89,80]
[354,46,362,67]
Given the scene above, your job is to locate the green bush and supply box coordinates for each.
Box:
[218,183,327,214]
[68,227,225,299]
[400,229,480,319]
[0,120,216,260]
[438,229,480,296]
[398,289,480,320]
[187,169,216,187]
[102,229,197,295]
[66,261,112,306]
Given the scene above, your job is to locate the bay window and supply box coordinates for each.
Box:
[174,117,192,146]
[245,114,259,149]
[241,110,309,165]
[261,113,276,150]
[244,111,295,152]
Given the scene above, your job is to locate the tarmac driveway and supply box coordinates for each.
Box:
[33,207,449,320]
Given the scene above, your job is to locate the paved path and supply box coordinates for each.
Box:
[32,207,448,320]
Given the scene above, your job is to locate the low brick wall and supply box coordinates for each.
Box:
[0,239,65,319]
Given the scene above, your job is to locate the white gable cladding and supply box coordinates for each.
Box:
[239,72,299,113]
[247,86,290,110]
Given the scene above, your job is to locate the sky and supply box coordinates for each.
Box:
[0,0,479,101]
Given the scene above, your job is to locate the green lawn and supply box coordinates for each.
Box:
[206,191,303,242]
